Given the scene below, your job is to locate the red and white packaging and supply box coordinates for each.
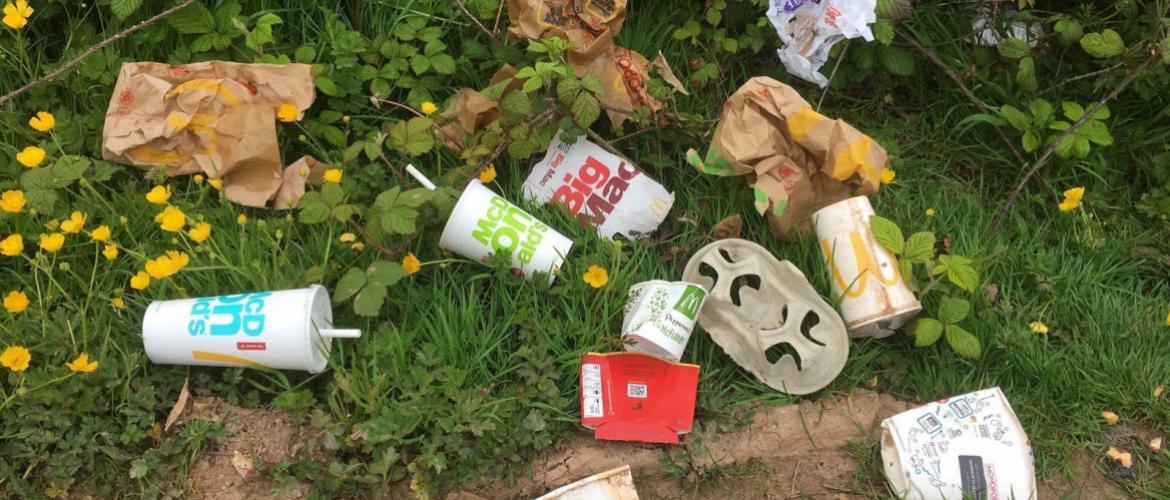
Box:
[523,132,674,240]
[579,352,700,444]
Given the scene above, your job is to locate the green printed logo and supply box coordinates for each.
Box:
[672,285,706,320]
[470,194,550,266]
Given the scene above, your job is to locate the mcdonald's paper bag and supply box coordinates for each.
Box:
[686,77,888,237]
[579,352,699,444]
[523,132,674,240]
[101,61,316,208]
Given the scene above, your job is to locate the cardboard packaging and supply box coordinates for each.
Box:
[579,352,699,444]
[536,465,639,500]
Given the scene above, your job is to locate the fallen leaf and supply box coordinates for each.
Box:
[231,450,256,478]
[164,378,190,432]
[866,376,879,388]
[1150,437,1162,452]
[1106,446,1133,468]
[983,283,999,305]
[1155,385,1164,399]
[1101,411,1120,425]
[711,214,743,240]
[652,51,690,96]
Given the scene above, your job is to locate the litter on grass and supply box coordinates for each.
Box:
[536,465,639,500]
[687,77,888,239]
[142,285,360,373]
[102,61,319,208]
[621,280,706,362]
[881,387,1037,500]
[524,132,675,240]
[813,195,921,338]
[766,0,877,86]
[579,352,699,444]
[681,238,848,395]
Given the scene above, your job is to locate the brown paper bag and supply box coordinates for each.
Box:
[101,61,316,208]
[435,66,519,152]
[686,77,888,237]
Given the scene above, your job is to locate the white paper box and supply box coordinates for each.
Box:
[142,285,360,373]
[622,280,707,362]
[881,387,1037,500]
[439,180,573,283]
[523,132,674,240]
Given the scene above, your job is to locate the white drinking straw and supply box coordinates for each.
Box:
[320,328,362,338]
[405,164,437,190]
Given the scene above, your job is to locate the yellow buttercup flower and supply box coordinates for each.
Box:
[1165,308,1170,326]
[420,101,437,116]
[0,346,30,372]
[925,208,936,217]
[479,164,497,184]
[111,297,126,309]
[342,115,350,123]
[880,167,896,184]
[1059,186,1085,212]
[1029,321,1048,334]
[193,174,204,185]
[4,290,29,313]
[145,185,171,205]
[1,234,22,256]
[166,250,190,270]
[338,232,356,243]
[38,233,64,253]
[154,206,186,232]
[145,251,189,279]
[60,211,87,234]
[403,252,421,275]
[66,353,99,373]
[90,225,111,242]
[351,242,365,251]
[2,0,33,30]
[102,244,118,261]
[583,265,609,288]
[276,103,299,122]
[323,169,343,184]
[188,222,211,243]
[130,271,150,290]
[1102,411,1120,425]
[16,145,46,168]
[0,190,25,213]
[236,213,247,225]
[28,111,55,132]
[208,178,223,190]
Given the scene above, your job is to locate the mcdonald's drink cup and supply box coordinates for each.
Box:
[142,285,360,373]
[813,196,921,338]
[439,180,573,283]
[622,281,708,362]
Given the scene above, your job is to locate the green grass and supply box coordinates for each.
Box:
[2,0,1169,497]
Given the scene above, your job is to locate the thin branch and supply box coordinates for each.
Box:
[897,28,1027,165]
[468,106,561,182]
[586,128,637,166]
[451,0,494,40]
[491,0,506,38]
[1038,60,1127,96]
[990,49,1161,234]
[0,0,197,108]
[817,39,850,111]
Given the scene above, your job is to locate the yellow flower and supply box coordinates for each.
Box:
[38,233,64,253]
[208,178,223,190]
[28,111,54,132]
[89,225,111,242]
[111,297,126,309]
[1,234,22,256]
[342,115,350,123]
[193,174,204,185]
[4,290,29,313]
[16,145,46,168]
[583,264,609,288]
[1101,411,1120,425]
[59,211,87,234]
[188,222,212,243]
[145,251,189,279]
[102,244,118,261]
[145,185,171,205]
[1,190,25,213]
[925,208,936,217]
[2,0,33,30]
[1059,186,1085,212]
[154,206,186,232]
[479,164,497,184]
[352,242,365,251]
[880,167,896,185]
[276,103,299,122]
[236,213,247,225]
[0,346,30,372]
[45,219,60,230]
[338,232,356,243]
[323,169,343,184]
[420,101,437,116]
[403,252,421,275]
[1029,321,1048,334]
[130,271,150,290]
[66,353,98,373]
[166,250,190,270]
[1166,308,1170,326]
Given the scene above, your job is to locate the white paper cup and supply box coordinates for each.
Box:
[142,285,359,373]
[621,280,708,362]
[813,196,921,338]
[439,180,573,283]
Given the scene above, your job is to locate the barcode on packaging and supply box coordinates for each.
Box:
[582,363,604,418]
[627,383,648,398]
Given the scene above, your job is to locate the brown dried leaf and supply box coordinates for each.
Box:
[711,214,743,240]
[983,283,999,305]
[231,450,256,478]
[164,378,190,432]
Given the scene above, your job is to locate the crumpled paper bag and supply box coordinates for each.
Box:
[102,61,316,208]
[686,77,887,237]
[436,65,518,151]
[507,0,666,125]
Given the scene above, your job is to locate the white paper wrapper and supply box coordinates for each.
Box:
[523,132,674,240]
[767,0,877,87]
[881,387,1037,500]
[621,280,707,362]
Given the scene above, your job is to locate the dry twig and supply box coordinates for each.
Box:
[451,0,494,40]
